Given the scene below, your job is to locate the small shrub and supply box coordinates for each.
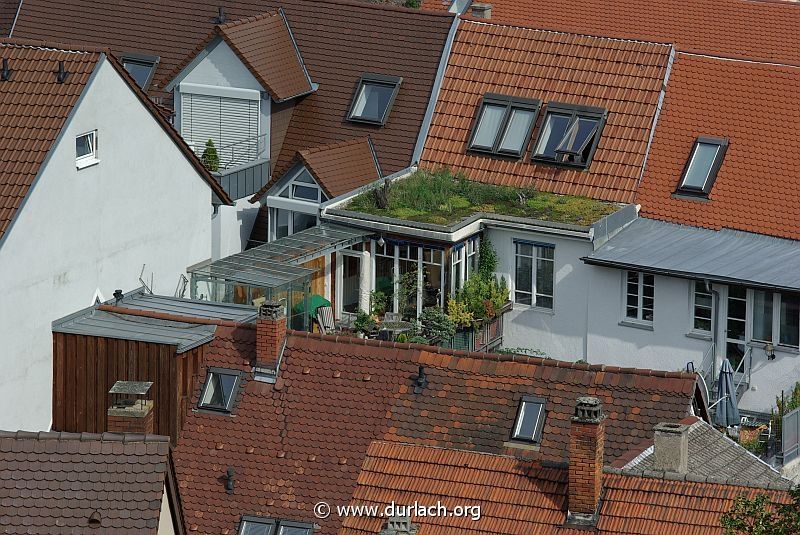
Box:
[370,290,388,317]
[201,139,219,172]
[403,0,421,9]
[419,307,456,342]
[447,299,474,328]
[353,309,376,335]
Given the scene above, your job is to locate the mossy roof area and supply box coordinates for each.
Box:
[344,169,620,226]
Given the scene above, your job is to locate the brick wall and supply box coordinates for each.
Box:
[569,418,604,514]
[256,314,286,368]
[107,409,154,435]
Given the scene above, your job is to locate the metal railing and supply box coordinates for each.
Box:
[699,341,716,385]
[733,346,753,393]
[193,133,268,171]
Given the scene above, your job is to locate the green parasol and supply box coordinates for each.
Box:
[292,294,331,318]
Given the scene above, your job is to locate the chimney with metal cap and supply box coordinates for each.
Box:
[471,3,492,19]
[567,396,605,525]
[256,301,286,370]
[106,381,154,434]
[653,422,690,473]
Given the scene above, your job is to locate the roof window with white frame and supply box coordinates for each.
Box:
[238,516,313,535]
[532,103,606,168]
[675,136,728,197]
[511,395,546,444]
[276,167,328,203]
[347,73,402,126]
[468,93,541,157]
[198,368,242,413]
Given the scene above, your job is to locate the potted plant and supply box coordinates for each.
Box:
[352,309,377,338]
[201,139,219,172]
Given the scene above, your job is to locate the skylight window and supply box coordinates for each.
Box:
[676,137,728,197]
[347,73,402,126]
[511,396,546,443]
[468,94,540,157]
[198,368,241,412]
[121,54,159,90]
[239,517,312,535]
[532,103,606,168]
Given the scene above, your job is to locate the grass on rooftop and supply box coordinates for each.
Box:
[344,169,618,226]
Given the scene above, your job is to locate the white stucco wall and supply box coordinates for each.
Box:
[0,57,214,431]
[212,197,261,259]
[488,227,593,360]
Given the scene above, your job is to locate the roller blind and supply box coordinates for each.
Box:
[182,93,259,167]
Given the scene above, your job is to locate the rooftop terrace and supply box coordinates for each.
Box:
[343,169,620,227]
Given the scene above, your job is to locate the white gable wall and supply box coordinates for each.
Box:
[0,57,214,431]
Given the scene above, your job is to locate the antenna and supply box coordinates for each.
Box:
[214,6,227,24]
[0,59,12,82]
[55,60,69,83]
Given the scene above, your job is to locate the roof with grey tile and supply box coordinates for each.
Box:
[0,431,171,534]
[619,416,790,489]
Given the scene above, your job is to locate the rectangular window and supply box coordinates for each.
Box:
[514,242,554,309]
[75,131,98,168]
[779,293,800,347]
[625,271,654,322]
[466,238,479,278]
[239,517,313,535]
[199,369,241,412]
[452,246,464,294]
[270,208,316,240]
[422,248,443,308]
[676,137,728,196]
[511,396,546,443]
[692,281,713,333]
[749,290,800,348]
[347,73,402,125]
[468,94,540,157]
[752,290,774,342]
[532,103,606,168]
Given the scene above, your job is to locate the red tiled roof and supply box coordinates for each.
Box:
[419,20,672,203]
[10,0,454,176]
[635,52,800,239]
[340,441,793,535]
[0,41,99,239]
[174,10,314,102]
[0,430,172,534]
[287,137,381,199]
[172,330,700,534]
[422,0,800,65]
[0,0,18,36]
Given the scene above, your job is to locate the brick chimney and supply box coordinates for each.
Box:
[256,300,286,369]
[107,399,154,434]
[653,422,690,473]
[471,3,492,19]
[567,396,605,525]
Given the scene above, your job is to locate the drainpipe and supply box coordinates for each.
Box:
[706,279,720,382]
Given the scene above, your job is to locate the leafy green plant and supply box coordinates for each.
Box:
[447,299,474,328]
[395,333,408,343]
[353,309,376,335]
[419,307,456,343]
[408,335,429,345]
[370,290,388,317]
[403,0,421,7]
[201,139,219,172]
[452,239,509,321]
[739,436,765,456]
[721,486,800,535]
[396,269,418,319]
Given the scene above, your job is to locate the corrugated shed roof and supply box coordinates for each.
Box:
[0,431,171,534]
[297,137,381,198]
[172,331,700,534]
[422,0,800,66]
[636,52,800,239]
[213,10,313,102]
[0,41,99,239]
[340,441,793,534]
[419,20,672,203]
[584,218,800,291]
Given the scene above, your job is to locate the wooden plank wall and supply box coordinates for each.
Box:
[52,333,204,443]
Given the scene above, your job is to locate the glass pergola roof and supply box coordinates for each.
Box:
[189,224,373,289]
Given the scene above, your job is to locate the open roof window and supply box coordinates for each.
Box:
[347,73,402,126]
[121,53,159,90]
[676,137,728,197]
[468,94,540,157]
[511,396,546,443]
[198,368,241,412]
[239,516,313,535]
[532,103,606,168]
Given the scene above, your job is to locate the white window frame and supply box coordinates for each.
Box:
[513,241,554,310]
[75,130,99,169]
[749,289,799,349]
[689,280,713,336]
[623,271,654,324]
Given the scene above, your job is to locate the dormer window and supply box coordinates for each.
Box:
[511,396,546,443]
[347,73,402,125]
[239,516,313,535]
[532,103,606,168]
[121,54,159,90]
[676,137,728,197]
[198,368,241,412]
[468,94,540,157]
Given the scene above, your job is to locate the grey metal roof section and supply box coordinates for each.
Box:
[111,288,258,322]
[584,218,800,291]
[190,223,372,288]
[625,419,790,489]
[53,309,217,354]
[109,381,153,395]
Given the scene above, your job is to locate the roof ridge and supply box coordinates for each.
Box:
[460,17,675,49]
[215,10,281,31]
[0,37,105,55]
[285,330,697,380]
[295,0,456,18]
[604,466,793,491]
[0,430,170,443]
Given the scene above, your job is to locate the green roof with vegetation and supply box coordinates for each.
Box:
[343,169,620,226]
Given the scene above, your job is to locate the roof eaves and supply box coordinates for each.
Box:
[104,53,233,205]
